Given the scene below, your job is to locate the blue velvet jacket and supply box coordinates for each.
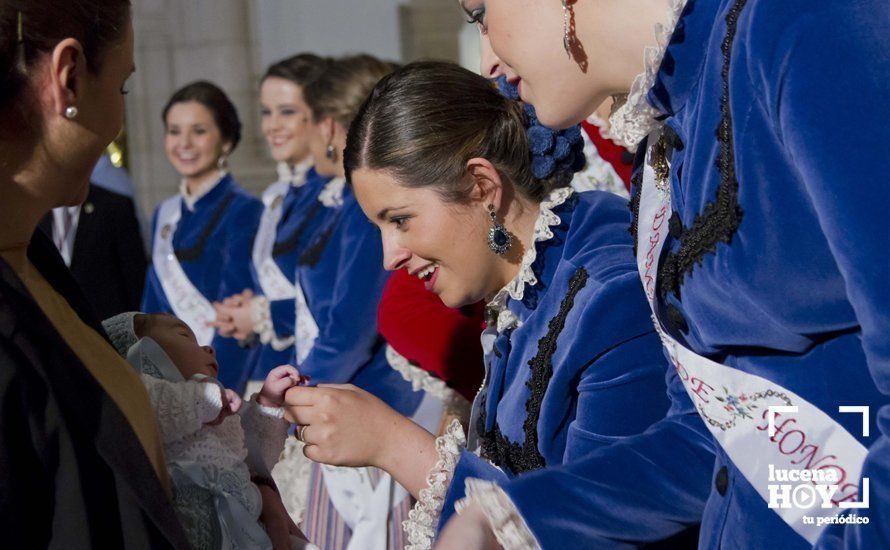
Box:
[248,168,331,382]
[292,183,422,417]
[438,189,672,530]
[474,1,889,548]
[142,175,263,392]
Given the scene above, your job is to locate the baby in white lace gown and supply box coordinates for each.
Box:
[103,312,314,550]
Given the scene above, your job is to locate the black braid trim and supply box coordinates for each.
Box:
[479,267,589,474]
[273,202,322,257]
[297,222,337,267]
[175,192,236,263]
[657,0,747,301]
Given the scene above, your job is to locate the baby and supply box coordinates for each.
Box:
[103,311,313,550]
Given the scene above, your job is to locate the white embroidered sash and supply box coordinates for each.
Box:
[153,197,216,346]
[636,129,868,544]
[253,181,297,301]
[322,390,442,550]
[293,278,319,365]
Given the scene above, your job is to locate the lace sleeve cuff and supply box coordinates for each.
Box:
[252,296,295,351]
[403,418,466,550]
[456,479,541,550]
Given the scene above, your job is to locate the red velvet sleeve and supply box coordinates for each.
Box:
[377,269,485,401]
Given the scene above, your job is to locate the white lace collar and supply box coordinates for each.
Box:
[318,177,346,208]
[180,171,227,211]
[276,157,314,188]
[486,186,574,329]
[608,0,687,150]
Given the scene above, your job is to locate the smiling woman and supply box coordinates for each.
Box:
[141,81,263,394]
[283,61,677,549]
[0,0,192,547]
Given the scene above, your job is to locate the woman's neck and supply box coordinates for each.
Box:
[184,169,222,196]
[581,0,673,95]
[492,195,542,293]
[0,175,51,251]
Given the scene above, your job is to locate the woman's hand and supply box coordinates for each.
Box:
[283,383,439,497]
[211,289,255,340]
[435,502,500,550]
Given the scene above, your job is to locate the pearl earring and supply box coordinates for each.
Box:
[64,106,78,119]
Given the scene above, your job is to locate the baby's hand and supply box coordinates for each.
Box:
[258,365,305,407]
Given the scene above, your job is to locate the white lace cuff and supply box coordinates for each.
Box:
[252,296,295,351]
[456,479,541,550]
[197,380,224,424]
[403,418,466,550]
[386,346,471,421]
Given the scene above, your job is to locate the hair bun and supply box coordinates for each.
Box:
[496,76,586,182]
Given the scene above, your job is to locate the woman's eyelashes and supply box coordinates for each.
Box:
[390,215,411,230]
[466,8,487,33]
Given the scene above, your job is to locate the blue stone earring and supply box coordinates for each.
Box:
[487,204,513,256]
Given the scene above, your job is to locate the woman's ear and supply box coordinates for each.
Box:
[465,157,504,211]
[48,38,86,118]
[318,116,336,145]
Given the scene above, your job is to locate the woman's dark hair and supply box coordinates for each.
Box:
[344,61,560,203]
[302,54,396,130]
[262,52,330,89]
[0,0,132,109]
[162,81,242,150]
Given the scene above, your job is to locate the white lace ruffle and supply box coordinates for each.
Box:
[385,346,472,420]
[272,437,315,525]
[585,112,617,143]
[276,157,313,187]
[486,187,573,323]
[608,0,687,150]
[456,479,541,550]
[251,296,295,351]
[318,177,346,208]
[403,418,466,550]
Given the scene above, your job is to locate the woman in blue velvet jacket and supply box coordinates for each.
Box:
[427,0,889,548]
[142,81,262,393]
[282,61,676,549]
[212,54,334,395]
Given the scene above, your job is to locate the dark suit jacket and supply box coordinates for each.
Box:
[39,184,147,320]
[0,231,190,549]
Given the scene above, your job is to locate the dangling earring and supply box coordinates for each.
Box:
[487,204,513,256]
[325,144,336,161]
[562,0,571,56]
[217,155,228,171]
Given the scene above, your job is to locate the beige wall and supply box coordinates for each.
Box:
[126,0,473,222]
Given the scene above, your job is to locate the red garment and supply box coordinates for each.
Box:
[377,269,485,402]
[581,121,634,192]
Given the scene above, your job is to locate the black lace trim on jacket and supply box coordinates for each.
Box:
[174,192,236,263]
[657,0,747,301]
[479,267,589,474]
[628,163,645,257]
[272,202,322,258]
[297,222,337,267]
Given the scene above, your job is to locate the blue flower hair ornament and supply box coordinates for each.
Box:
[496,76,586,183]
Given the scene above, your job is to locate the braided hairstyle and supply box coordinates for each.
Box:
[344,61,582,203]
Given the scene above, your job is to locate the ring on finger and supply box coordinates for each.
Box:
[296,424,308,442]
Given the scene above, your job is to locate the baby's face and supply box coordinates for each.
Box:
[141,314,220,379]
